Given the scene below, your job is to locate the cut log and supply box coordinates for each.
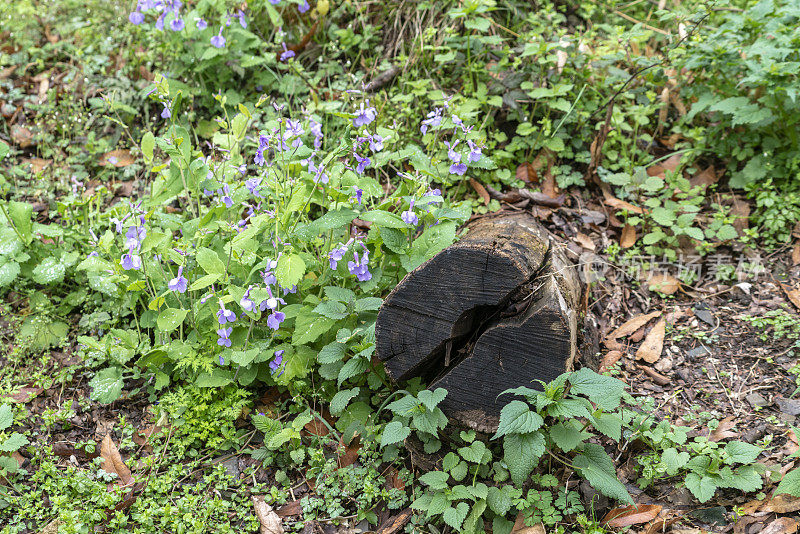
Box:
[376,212,595,432]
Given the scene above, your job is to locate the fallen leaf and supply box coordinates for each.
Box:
[11,125,34,148]
[647,273,681,295]
[781,284,800,312]
[762,517,798,534]
[3,387,43,403]
[469,178,490,205]
[690,166,718,190]
[511,511,546,534]
[767,494,800,514]
[516,162,537,184]
[21,158,51,174]
[640,365,670,385]
[276,499,302,518]
[600,350,623,372]
[602,504,662,528]
[731,196,751,235]
[574,232,595,251]
[647,153,683,178]
[38,519,61,534]
[620,224,637,248]
[607,311,662,341]
[792,244,800,266]
[377,508,412,534]
[253,495,284,534]
[99,434,133,487]
[603,193,646,215]
[740,499,765,515]
[337,436,361,468]
[644,517,679,534]
[99,149,135,167]
[636,318,666,363]
[710,416,737,441]
[0,65,17,79]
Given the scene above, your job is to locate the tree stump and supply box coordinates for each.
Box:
[376,212,595,432]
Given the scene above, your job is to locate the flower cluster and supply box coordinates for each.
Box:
[421,103,484,176]
[113,211,147,271]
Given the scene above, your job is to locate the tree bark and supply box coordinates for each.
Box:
[376,212,595,432]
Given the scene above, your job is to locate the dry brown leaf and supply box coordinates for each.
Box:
[253,495,284,534]
[644,517,680,534]
[3,387,43,403]
[731,196,751,235]
[710,416,737,441]
[608,311,662,340]
[511,511,546,534]
[11,125,34,148]
[636,318,665,363]
[640,365,670,385]
[766,494,800,514]
[99,149,135,167]
[541,172,558,199]
[648,273,681,295]
[690,166,718,190]
[620,224,637,248]
[781,284,800,312]
[0,65,17,80]
[377,508,413,534]
[469,178,490,206]
[516,162,537,184]
[602,504,662,528]
[762,517,798,534]
[99,434,133,487]
[574,232,595,251]
[600,350,623,372]
[647,153,683,178]
[38,519,61,534]
[740,499,765,516]
[21,158,51,174]
[276,499,302,518]
[792,244,800,266]
[604,194,645,215]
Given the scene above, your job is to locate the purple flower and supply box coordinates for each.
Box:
[445,140,461,163]
[245,177,263,198]
[284,119,304,147]
[401,200,418,225]
[282,285,297,296]
[467,140,482,163]
[329,244,348,270]
[129,11,145,25]
[280,43,295,62]
[269,0,280,4]
[216,327,232,347]
[354,153,370,174]
[425,188,442,197]
[236,9,247,28]
[196,17,207,30]
[168,266,188,293]
[348,249,372,282]
[110,215,128,234]
[452,114,463,126]
[220,184,233,208]
[449,162,468,175]
[369,134,383,152]
[353,102,377,127]
[125,225,147,249]
[270,350,285,375]
[170,17,185,31]
[259,286,285,312]
[420,109,442,134]
[121,247,142,271]
[161,101,172,119]
[352,186,363,205]
[240,287,256,312]
[298,0,310,13]
[211,28,226,48]
[309,119,323,149]
[155,12,166,30]
[217,302,237,324]
[267,311,286,330]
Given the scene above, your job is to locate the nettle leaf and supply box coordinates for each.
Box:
[361,209,407,229]
[443,502,470,531]
[591,412,622,441]
[32,257,66,285]
[546,398,592,419]
[661,447,690,476]
[324,286,356,304]
[574,443,632,504]
[379,227,408,254]
[196,247,225,275]
[458,440,488,463]
[317,342,346,364]
[503,431,545,485]
[276,254,305,288]
[0,433,28,453]
[89,367,124,404]
[684,472,717,503]
[0,404,12,431]
[720,465,763,493]
[443,452,459,472]
[417,388,447,411]
[549,422,585,452]
[330,387,359,416]
[0,261,20,287]
[776,468,800,497]
[412,409,448,435]
[381,421,411,448]
[386,395,420,416]
[487,486,513,516]
[355,297,383,313]
[337,356,369,387]
[293,313,336,345]
[157,308,188,333]
[493,400,543,438]
[418,470,450,490]
[450,460,468,481]
[724,441,762,464]
[313,300,349,320]
[569,368,624,410]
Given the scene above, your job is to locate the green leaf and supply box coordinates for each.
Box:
[591,412,622,441]
[0,405,12,431]
[569,368,625,410]
[292,313,336,345]
[724,441,761,464]
[313,300,349,320]
[141,132,155,163]
[776,468,800,497]
[574,443,632,504]
[443,502,470,531]
[157,308,188,333]
[195,370,233,387]
[412,409,448,435]
[650,207,675,227]
[0,433,28,452]
[503,431,544,485]
[324,286,356,304]
[276,254,305,288]
[417,388,447,411]
[684,472,717,503]
[550,422,585,452]
[318,342,346,364]
[661,447,690,476]
[361,210,407,229]
[381,421,411,448]
[355,297,382,313]
[458,441,488,463]
[89,367,124,404]
[717,224,738,241]
[189,273,220,291]
[196,247,225,275]
[0,140,9,161]
[487,486,512,516]
[330,388,359,416]
[32,257,66,285]
[7,201,32,244]
[493,400,543,438]
[337,357,369,387]
[379,227,408,254]
[0,261,20,287]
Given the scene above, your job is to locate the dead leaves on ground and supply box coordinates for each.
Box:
[99,149,135,167]
[253,495,285,534]
[602,504,662,528]
[99,434,134,487]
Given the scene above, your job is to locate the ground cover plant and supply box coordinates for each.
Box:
[2,0,800,532]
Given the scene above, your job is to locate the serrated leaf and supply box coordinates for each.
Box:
[662,447,690,476]
[550,422,585,452]
[574,443,632,504]
[313,300,349,320]
[323,286,356,304]
[417,388,447,411]
[386,395,419,416]
[487,486,512,516]
[275,254,305,288]
[360,209,408,229]
[89,367,124,404]
[684,472,717,503]
[317,342,346,364]
[32,257,66,285]
[591,412,622,441]
[355,297,382,313]
[330,388,359,416]
[0,405,12,431]
[0,261,20,286]
[0,433,28,452]
[570,368,625,410]
[493,400,543,438]
[293,313,336,345]
[776,468,800,497]
[443,502,469,531]
[381,421,411,448]
[724,441,761,464]
[337,357,369,386]
[458,440,488,463]
[503,431,544,485]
